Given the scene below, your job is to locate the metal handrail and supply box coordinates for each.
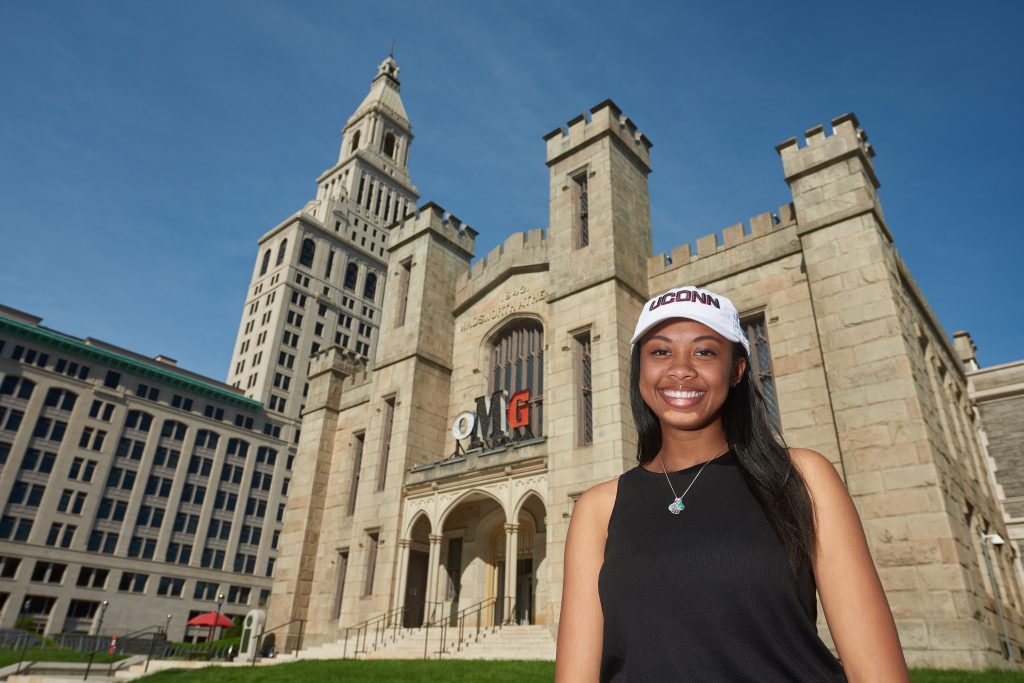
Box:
[422,596,508,659]
[83,623,163,680]
[249,618,304,665]
[340,602,419,659]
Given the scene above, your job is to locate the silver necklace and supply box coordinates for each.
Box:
[658,448,727,514]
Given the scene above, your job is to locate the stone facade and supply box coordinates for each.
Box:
[0,305,291,641]
[264,68,1023,668]
[958,331,1024,656]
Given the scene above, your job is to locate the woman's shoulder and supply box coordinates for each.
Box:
[572,476,622,528]
[788,447,848,498]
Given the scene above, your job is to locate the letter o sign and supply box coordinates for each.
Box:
[451,411,477,441]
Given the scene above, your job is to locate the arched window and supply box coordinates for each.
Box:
[275,239,288,267]
[195,429,220,450]
[43,387,75,411]
[490,319,543,437]
[344,262,358,291]
[259,249,271,276]
[125,410,153,432]
[350,130,361,153]
[363,273,377,301]
[382,132,396,158]
[300,238,316,268]
[160,420,187,442]
[0,376,35,401]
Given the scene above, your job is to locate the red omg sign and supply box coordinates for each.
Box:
[451,389,531,451]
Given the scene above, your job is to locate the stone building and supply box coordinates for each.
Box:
[267,60,1024,669]
[0,305,292,641]
[225,55,416,448]
[957,332,1024,617]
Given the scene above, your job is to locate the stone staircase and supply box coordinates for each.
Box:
[279,623,555,661]
[451,625,555,660]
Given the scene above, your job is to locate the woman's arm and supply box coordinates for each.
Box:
[792,448,910,682]
[555,479,617,683]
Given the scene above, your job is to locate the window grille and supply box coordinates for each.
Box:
[576,331,593,446]
[742,314,780,430]
[572,172,589,248]
[490,320,543,437]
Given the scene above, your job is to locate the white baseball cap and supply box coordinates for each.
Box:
[631,286,750,355]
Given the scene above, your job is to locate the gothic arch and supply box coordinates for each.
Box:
[439,488,507,529]
[404,510,433,538]
[512,489,545,521]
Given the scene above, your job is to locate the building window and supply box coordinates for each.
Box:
[377,398,395,491]
[194,581,219,600]
[104,370,121,389]
[0,376,35,400]
[259,249,271,276]
[490,319,544,437]
[382,131,396,158]
[43,387,75,411]
[31,561,67,584]
[118,572,148,593]
[344,262,358,291]
[0,516,33,541]
[364,273,378,301]
[742,314,780,429]
[572,171,589,249]
[350,130,361,154]
[76,566,108,588]
[158,576,185,597]
[575,330,593,446]
[348,432,364,516]
[300,238,316,268]
[363,531,379,596]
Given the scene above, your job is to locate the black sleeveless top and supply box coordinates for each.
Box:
[598,452,847,682]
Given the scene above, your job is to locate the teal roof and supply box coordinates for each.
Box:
[0,314,263,411]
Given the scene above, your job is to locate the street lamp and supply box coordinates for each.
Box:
[212,593,225,644]
[165,614,172,639]
[980,530,1017,671]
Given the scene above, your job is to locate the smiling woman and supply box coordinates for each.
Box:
[555,286,910,683]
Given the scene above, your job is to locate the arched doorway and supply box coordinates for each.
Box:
[493,493,547,624]
[403,515,431,627]
[441,491,507,627]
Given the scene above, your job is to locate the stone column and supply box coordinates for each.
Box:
[394,539,411,623]
[425,534,443,623]
[504,523,520,624]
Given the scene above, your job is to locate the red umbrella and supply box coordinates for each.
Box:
[186,611,234,628]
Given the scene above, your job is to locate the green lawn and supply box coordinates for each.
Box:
[133,661,1024,682]
[0,648,123,668]
[139,660,553,682]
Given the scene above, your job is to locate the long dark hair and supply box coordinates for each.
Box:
[629,344,816,573]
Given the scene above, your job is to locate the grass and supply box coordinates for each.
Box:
[912,672,1024,682]
[139,660,554,681]
[0,648,123,668]
[131,661,1024,682]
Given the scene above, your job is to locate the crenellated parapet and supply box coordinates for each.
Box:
[775,113,888,240]
[775,113,878,189]
[388,201,477,260]
[544,99,652,171]
[648,204,797,278]
[455,229,548,310]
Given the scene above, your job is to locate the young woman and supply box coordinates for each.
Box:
[556,286,908,682]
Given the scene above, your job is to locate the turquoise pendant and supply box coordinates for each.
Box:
[668,498,684,514]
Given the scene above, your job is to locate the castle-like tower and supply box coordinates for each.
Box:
[226,56,419,437]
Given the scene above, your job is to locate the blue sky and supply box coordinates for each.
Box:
[1,0,1021,380]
